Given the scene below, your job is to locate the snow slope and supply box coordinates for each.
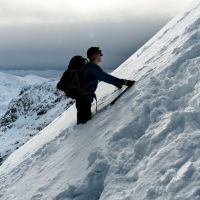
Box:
[0,72,48,117]
[1,1,200,199]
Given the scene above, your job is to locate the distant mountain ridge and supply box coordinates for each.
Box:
[0,71,48,116]
[0,79,73,165]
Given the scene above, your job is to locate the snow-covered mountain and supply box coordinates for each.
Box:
[0,81,73,164]
[1,1,200,200]
[0,72,48,117]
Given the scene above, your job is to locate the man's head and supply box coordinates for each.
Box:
[87,47,103,64]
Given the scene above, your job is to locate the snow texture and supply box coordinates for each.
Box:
[1,1,200,200]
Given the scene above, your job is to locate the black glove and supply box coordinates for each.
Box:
[115,79,125,89]
[116,83,123,89]
[123,79,135,87]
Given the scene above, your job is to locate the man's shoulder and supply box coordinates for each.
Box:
[85,62,100,69]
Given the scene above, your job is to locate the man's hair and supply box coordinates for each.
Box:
[87,47,100,60]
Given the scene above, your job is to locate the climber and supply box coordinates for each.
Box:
[75,47,135,124]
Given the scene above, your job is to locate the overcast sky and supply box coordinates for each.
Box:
[0,0,193,73]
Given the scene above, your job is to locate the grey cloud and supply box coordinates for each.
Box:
[0,0,192,24]
[0,16,170,71]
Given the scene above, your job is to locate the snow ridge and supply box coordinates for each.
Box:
[0,72,48,117]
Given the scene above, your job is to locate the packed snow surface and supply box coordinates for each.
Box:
[1,1,200,199]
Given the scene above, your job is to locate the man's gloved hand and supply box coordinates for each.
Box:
[123,79,136,87]
[116,83,123,89]
[116,79,135,89]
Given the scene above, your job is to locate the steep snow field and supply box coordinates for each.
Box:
[1,1,200,199]
[0,72,48,117]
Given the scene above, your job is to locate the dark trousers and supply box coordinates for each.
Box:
[75,97,92,124]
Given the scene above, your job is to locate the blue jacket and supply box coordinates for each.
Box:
[83,62,123,101]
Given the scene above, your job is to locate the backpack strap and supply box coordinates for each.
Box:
[94,94,98,113]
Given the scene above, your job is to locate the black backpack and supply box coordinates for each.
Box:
[57,56,88,99]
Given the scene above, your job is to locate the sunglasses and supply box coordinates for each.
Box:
[99,50,103,56]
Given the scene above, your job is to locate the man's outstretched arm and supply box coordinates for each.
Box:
[89,65,135,88]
